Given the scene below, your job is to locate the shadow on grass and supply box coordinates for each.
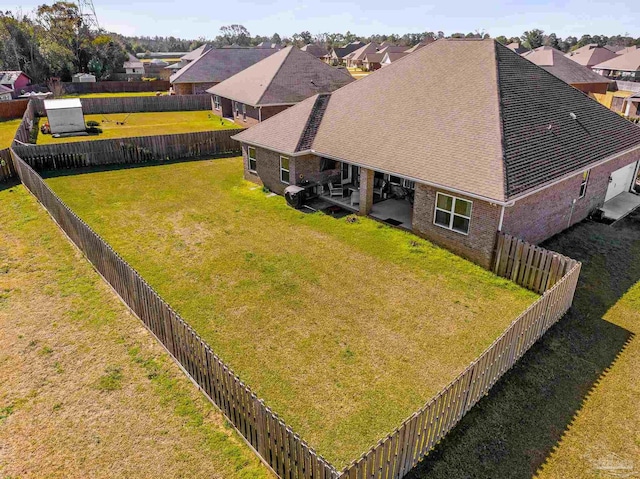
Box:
[0,178,20,192]
[36,152,241,180]
[406,210,640,479]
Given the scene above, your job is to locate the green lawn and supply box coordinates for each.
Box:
[45,157,537,467]
[36,110,238,144]
[0,118,21,149]
[0,185,269,478]
[406,210,640,479]
[61,91,167,98]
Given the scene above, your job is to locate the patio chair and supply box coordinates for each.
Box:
[350,190,360,206]
[373,180,386,200]
[327,181,344,197]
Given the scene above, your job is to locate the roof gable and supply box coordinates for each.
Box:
[565,44,618,67]
[594,48,640,71]
[523,47,611,85]
[170,48,277,84]
[207,47,353,106]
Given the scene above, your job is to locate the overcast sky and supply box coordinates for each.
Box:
[4,0,639,40]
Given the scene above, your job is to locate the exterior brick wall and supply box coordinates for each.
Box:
[290,155,339,185]
[412,184,502,268]
[502,149,640,244]
[173,82,217,95]
[242,145,288,195]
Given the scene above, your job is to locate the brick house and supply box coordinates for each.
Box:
[522,46,612,94]
[592,48,640,82]
[169,48,277,95]
[233,39,640,269]
[207,47,353,126]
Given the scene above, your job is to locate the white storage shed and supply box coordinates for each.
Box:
[44,98,86,134]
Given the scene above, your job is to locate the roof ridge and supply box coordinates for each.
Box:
[295,93,331,152]
[492,40,509,202]
[255,47,293,106]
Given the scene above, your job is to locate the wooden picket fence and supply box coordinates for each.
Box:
[10,147,338,479]
[337,241,580,479]
[32,95,212,116]
[0,148,16,181]
[12,129,243,171]
[493,233,576,294]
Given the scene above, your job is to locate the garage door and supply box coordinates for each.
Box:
[605,162,638,202]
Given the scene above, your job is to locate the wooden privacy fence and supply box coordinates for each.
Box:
[32,94,212,116]
[338,251,581,479]
[0,99,29,120]
[13,129,243,171]
[61,80,171,95]
[10,148,338,479]
[12,100,36,146]
[493,233,576,294]
[0,149,16,181]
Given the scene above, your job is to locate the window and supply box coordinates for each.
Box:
[434,192,472,235]
[402,178,415,190]
[242,103,247,120]
[579,170,590,198]
[213,95,221,110]
[248,146,257,172]
[280,156,290,184]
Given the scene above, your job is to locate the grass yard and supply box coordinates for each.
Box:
[61,91,166,98]
[45,157,537,466]
[0,118,21,149]
[407,210,640,479]
[36,110,238,145]
[0,185,269,478]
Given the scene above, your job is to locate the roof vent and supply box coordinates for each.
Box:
[569,112,577,120]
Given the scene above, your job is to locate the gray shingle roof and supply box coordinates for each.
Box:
[170,48,277,84]
[207,47,353,106]
[235,39,640,201]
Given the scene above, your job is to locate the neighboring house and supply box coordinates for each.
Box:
[592,48,640,82]
[207,46,354,126]
[0,84,13,101]
[565,44,618,69]
[256,42,280,49]
[362,53,384,71]
[506,42,530,54]
[325,41,365,65]
[404,40,434,54]
[300,44,328,58]
[0,71,31,96]
[233,39,640,268]
[72,73,96,83]
[345,42,381,68]
[123,55,144,80]
[522,46,612,94]
[169,47,278,95]
[381,51,409,67]
[144,59,170,80]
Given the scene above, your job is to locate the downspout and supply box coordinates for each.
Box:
[258,106,262,122]
[567,198,577,228]
[498,205,505,231]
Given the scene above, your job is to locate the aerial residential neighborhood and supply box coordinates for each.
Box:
[0,2,639,479]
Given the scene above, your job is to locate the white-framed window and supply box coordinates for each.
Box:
[248,146,257,172]
[434,192,472,235]
[213,95,221,110]
[280,156,290,184]
[579,169,590,198]
[402,178,415,190]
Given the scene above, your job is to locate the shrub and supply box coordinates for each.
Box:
[86,126,103,135]
[86,120,100,127]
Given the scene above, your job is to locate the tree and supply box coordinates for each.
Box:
[544,33,559,49]
[271,33,281,45]
[218,24,251,46]
[521,29,544,49]
[495,35,509,45]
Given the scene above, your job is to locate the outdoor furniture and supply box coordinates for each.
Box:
[373,180,386,200]
[327,181,344,197]
[350,190,360,206]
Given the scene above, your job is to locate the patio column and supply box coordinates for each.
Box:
[359,167,374,215]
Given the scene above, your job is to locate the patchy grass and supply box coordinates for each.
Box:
[45,157,537,466]
[61,91,167,98]
[0,185,269,478]
[36,110,239,145]
[0,118,21,148]
[407,211,640,479]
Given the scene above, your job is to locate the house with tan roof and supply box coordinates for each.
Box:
[300,44,328,58]
[345,42,381,68]
[506,42,530,54]
[169,47,278,95]
[522,46,612,94]
[232,39,640,268]
[592,48,640,82]
[207,46,354,126]
[324,41,365,65]
[565,44,618,69]
[362,45,407,71]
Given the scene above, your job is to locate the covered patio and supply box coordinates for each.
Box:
[601,191,640,221]
[320,161,414,229]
